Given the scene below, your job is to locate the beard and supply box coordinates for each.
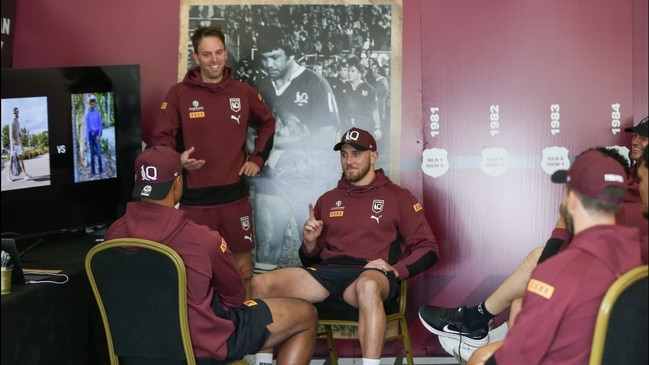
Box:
[561,203,575,236]
[344,163,371,183]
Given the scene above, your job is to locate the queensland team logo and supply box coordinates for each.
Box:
[421,148,449,178]
[240,216,250,231]
[293,91,309,106]
[372,199,384,214]
[230,98,241,113]
[541,146,570,175]
[481,147,508,177]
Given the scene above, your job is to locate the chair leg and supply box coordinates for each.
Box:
[324,325,338,365]
[399,317,414,365]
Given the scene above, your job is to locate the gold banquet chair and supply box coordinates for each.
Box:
[85,238,246,365]
[314,281,413,365]
[589,265,648,365]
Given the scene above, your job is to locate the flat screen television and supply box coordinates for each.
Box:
[1,65,142,239]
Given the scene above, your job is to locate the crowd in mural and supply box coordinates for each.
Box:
[190,4,392,129]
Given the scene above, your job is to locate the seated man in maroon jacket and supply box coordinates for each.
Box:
[468,148,642,364]
[252,127,439,365]
[105,146,317,364]
[418,143,647,361]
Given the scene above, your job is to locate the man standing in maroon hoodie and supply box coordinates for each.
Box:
[153,25,276,298]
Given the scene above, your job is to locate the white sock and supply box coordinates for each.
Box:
[362,358,380,365]
[254,262,278,274]
[255,352,273,365]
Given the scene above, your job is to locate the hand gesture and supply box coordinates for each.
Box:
[181,146,206,171]
[302,203,323,249]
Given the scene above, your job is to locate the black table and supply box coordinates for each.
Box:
[1,232,109,365]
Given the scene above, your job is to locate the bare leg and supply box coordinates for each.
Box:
[252,267,329,301]
[19,155,28,175]
[344,271,390,359]
[508,297,524,328]
[258,297,317,365]
[233,250,253,299]
[484,247,543,315]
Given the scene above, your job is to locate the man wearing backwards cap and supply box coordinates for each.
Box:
[468,148,642,365]
[105,146,318,364]
[252,127,439,365]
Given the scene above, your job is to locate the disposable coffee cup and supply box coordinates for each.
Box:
[1,267,12,295]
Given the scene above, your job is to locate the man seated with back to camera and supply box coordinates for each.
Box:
[104,146,317,364]
[467,147,642,364]
[251,127,439,365]
[418,135,648,359]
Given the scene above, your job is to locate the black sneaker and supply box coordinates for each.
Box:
[418,305,489,346]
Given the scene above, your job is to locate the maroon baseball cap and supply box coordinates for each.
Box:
[333,127,377,152]
[132,146,182,200]
[551,149,626,204]
[624,116,648,137]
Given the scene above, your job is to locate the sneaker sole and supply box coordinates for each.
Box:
[418,312,489,347]
[439,335,478,364]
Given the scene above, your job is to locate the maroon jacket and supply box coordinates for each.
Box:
[154,66,275,205]
[300,169,439,279]
[105,201,246,360]
[494,225,642,364]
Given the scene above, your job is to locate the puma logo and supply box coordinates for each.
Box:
[371,215,382,224]
[244,235,253,242]
[231,115,241,124]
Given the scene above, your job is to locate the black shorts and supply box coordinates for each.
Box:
[302,263,399,302]
[223,299,272,359]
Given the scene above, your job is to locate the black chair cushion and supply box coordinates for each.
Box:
[600,277,648,364]
[92,247,186,360]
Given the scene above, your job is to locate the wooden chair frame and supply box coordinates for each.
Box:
[589,265,648,365]
[86,238,245,365]
[316,282,413,365]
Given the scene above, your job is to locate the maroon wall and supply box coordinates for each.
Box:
[412,0,640,355]
[11,0,649,359]
[12,0,180,146]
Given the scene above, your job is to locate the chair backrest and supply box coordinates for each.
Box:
[85,238,196,365]
[589,265,648,365]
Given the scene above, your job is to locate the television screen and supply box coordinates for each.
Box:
[1,65,142,239]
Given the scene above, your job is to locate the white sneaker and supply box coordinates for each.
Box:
[439,334,478,365]
[6,174,13,182]
[488,322,509,342]
[438,322,509,364]
[242,354,255,365]
[24,174,31,180]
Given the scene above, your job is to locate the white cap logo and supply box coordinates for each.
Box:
[140,165,158,182]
